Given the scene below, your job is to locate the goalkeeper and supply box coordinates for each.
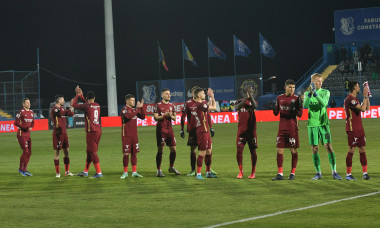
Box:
[303,73,342,180]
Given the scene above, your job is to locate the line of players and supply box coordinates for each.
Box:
[14,76,372,180]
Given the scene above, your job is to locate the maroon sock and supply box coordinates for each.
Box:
[19,153,26,170]
[292,152,298,168]
[169,151,176,167]
[250,149,257,167]
[24,154,31,171]
[191,152,196,171]
[346,152,353,168]
[205,154,211,172]
[236,149,243,165]
[197,155,204,173]
[277,153,283,169]
[63,157,69,165]
[123,154,129,168]
[131,152,137,166]
[156,151,163,169]
[359,152,367,166]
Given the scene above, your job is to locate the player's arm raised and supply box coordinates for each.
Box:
[355,86,370,112]
[136,99,146,119]
[207,88,216,111]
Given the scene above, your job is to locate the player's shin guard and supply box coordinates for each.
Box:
[312,153,321,173]
[250,149,257,173]
[291,152,298,174]
[64,157,70,172]
[156,151,163,170]
[328,152,337,172]
[169,151,176,168]
[346,152,353,174]
[205,154,211,172]
[197,155,204,174]
[131,152,137,173]
[123,155,129,172]
[277,153,283,174]
[54,159,60,174]
[359,152,368,173]
[190,152,196,171]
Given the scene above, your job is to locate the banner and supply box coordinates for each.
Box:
[0,119,49,133]
[334,7,380,42]
[235,75,261,100]
[184,78,209,100]
[143,102,185,115]
[209,76,235,100]
[160,79,185,103]
[136,80,160,104]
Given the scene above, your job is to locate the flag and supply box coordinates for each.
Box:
[208,38,226,60]
[158,44,169,71]
[259,33,276,59]
[182,40,198,67]
[234,35,251,57]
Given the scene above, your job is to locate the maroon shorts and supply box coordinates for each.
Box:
[156,129,176,147]
[122,136,140,154]
[86,131,101,153]
[53,132,69,150]
[187,129,197,147]
[347,131,366,147]
[17,133,32,154]
[276,130,299,148]
[197,132,212,151]
[237,130,258,150]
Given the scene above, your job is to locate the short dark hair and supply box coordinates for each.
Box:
[55,94,64,103]
[125,94,135,100]
[285,79,295,86]
[86,91,95,99]
[348,81,358,92]
[22,97,30,104]
[193,88,204,98]
[161,88,170,93]
[191,86,200,93]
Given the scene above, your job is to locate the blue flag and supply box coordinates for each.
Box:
[182,40,198,67]
[234,35,251,57]
[259,33,276,59]
[208,38,226,60]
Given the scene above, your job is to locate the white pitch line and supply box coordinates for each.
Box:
[205,191,380,228]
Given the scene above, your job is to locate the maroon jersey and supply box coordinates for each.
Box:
[121,105,145,138]
[235,99,256,132]
[72,95,101,132]
[50,106,74,134]
[181,99,197,132]
[344,94,364,135]
[154,101,175,132]
[14,108,35,135]
[193,101,210,133]
[273,94,303,131]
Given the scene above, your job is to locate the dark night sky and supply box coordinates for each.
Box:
[1,0,379,113]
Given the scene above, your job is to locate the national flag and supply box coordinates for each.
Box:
[259,33,276,59]
[208,38,226,60]
[158,44,169,71]
[182,40,198,67]
[234,35,251,57]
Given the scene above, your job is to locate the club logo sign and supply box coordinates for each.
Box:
[340,17,355,36]
[142,85,157,104]
[239,79,258,98]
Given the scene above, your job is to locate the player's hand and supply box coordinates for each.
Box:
[165,112,171,118]
[180,130,185,138]
[29,127,32,131]
[210,128,215,137]
[207,88,214,98]
[363,86,369,97]
[140,98,144,105]
[136,101,141,108]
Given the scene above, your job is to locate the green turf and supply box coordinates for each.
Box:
[1,119,380,227]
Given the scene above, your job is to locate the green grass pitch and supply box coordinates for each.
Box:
[1,119,380,227]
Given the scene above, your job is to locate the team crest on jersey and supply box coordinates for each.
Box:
[291,99,295,103]
[142,85,157,104]
[340,17,355,36]
[351,100,357,105]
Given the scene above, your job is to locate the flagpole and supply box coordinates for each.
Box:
[233,35,237,77]
[259,33,263,96]
[157,41,161,81]
[182,39,185,79]
[207,37,211,77]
